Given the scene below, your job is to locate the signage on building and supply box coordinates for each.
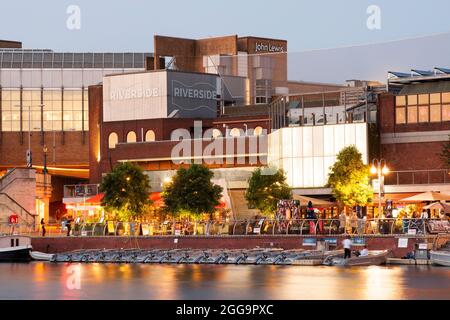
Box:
[255,42,285,53]
[110,87,159,101]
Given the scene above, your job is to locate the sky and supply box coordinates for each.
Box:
[1,0,450,83]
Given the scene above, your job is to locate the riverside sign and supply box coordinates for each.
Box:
[255,42,285,53]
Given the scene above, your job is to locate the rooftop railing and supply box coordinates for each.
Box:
[384,169,450,185]
[63,184,99,199]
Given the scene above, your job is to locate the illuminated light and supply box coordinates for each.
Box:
[382,166,389,175]
[97,152,101,163]
[370,166,377,175]
[163,177,172,184]
[126,176,131,182]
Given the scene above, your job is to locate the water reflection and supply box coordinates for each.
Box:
[0,263,448,300]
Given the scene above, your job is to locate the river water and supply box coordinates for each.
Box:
[0,263,449,300]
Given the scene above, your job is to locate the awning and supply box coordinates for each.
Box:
[423,202,450,213]
[84,192,226,209]
[292,194,335,208]
[400,191,450,202]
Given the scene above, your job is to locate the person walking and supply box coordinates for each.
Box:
[40,218,46,237]
[343,235,352,259]
[66,217,72,237]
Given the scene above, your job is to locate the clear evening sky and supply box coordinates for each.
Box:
[1,0,450,83]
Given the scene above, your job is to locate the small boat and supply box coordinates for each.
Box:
[430,250,450,267]
[323,250,390,266]
[0,235,32,262]
[30,251,55,261]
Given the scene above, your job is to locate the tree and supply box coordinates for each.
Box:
[100,162,151,221]
[441,135,450,168]
[245,167,292,217]
[327,145,373,207]
[162,164,223,219]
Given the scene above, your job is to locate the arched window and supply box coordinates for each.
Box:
[212,129,222,139]
[126,131,137,143]
[253,126,263,136]
[145,130,155,142]
[230,128,241,137]
[108,132,118,149]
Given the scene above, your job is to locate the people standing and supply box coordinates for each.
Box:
[343,235,352,259]
[66,217,72,237]
[40,218,46,237]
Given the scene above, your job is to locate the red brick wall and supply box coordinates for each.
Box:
[31,235,423,258]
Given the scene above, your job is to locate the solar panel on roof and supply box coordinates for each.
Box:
[435,67,450,74]
[411,69,434,76]
[388,71,411,78]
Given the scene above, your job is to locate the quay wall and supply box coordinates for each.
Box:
[30,235,443,258]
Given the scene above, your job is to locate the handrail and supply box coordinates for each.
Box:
[0,193,35,219]
[2,218,447,237]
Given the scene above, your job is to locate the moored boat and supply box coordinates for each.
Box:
[0,235,32,262]
[430,250,450,267]
[30,251,55,261]
[323,250,390,266]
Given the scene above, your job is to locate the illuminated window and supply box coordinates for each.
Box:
[430,105,441,122]
[253,126,264,136]
[212,129,222,139]
[145,130,155,142]
[443,105,450,121]
[430,93,441,104]
[407,106,417,124]
[407,95,417,105]
[126,131,137,143]
[442,92,450,104]
[418,94,429,105]
[108,132,118,149]
[230,128,241,137]
[418,106,429,123]
[395,107,406,124]
[395,96,406,106]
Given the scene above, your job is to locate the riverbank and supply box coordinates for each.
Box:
[31,234,449,258]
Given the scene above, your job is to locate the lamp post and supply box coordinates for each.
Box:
[370,159,389,217]
[43,145,48,190]
[13,103,45,168]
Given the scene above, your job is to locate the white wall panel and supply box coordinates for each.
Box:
[268,123,368,188]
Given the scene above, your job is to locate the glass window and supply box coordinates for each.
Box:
[407,106,417,123]
[127,131,137,143]
[430,93,441,104]
[108,132,118,149]
[395,107,406,124]
[395,96,406,106]
[430,105,441,122]
[418,106,429,123]
[230,128,241,137]
[442,92,450,104]
[253,126,264,136]
[418,94,429,105]
[145,130,155,142]
[443,105,450,121]
[407,95,417,105]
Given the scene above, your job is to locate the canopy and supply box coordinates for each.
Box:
[423,202,450,213]
[400,191,450,202]
[292,194,335,208]
[85,192,226,209]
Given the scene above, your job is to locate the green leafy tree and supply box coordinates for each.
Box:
[327,145,373,207]
[162,164,223,219]
[100,162,151,221]
[441,135,450,168]
[245,167,292,217]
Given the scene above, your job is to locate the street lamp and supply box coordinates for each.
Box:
[13,103,45,167]
[43,145,48,190]
[370,158,389,217]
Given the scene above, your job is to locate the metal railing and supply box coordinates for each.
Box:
[63,184,99,198]
[385,169,449,185]
[3,218,447,237]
